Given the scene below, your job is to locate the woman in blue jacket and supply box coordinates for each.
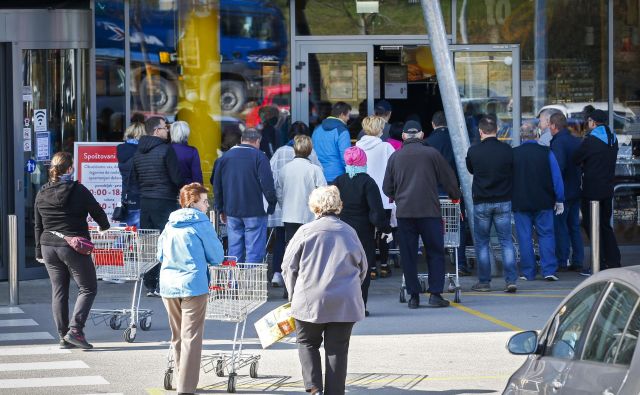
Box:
[157,182,224,395]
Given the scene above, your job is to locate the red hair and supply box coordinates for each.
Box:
[179,183,208,208]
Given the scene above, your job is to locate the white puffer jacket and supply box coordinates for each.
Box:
[356,135,396,210]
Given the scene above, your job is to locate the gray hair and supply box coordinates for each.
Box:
[170,121,191,144]
[520,122,538,141]
[308,186,342,217]
[539,108,562,123]
[241,128,262,142]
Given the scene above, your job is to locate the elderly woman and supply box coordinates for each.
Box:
[116,121,145,227]
[171,121,204,184]
[282,186,367,395]
[158,182,224,395]
[333,147,390,316]
[356,116,396,279]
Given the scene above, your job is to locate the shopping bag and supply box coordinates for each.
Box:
[254,302,296,348]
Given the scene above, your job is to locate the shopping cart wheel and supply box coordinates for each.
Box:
[109,315,121,330]
[163,369,173,390]
[454,289,462,303]
[249,361,259,378]
[447,281,456,293]
[123,327,136,343]
[399,289,406,303]
[139,316,152,331]
[227,373,237,393]
[215,359,225,377]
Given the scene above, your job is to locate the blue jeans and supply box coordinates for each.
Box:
[473,202,517,285]
[125,209,141,228]
[553,199,584,269]
[514,209,557,279]
[227,216,267,263]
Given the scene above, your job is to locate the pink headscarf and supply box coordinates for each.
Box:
[344,146,367,167]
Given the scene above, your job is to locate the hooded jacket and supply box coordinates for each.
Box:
[312,117,351,182]
[34,180,110,259]
[132,135,184,201]
[356,135,396,209]
[573,125,618,200]
[157,208,224,298]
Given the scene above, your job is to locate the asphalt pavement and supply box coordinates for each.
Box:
[0,246,637,394]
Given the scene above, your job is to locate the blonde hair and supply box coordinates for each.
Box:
[171,121,191,144]
[308,186,342,217]
[123,122,145,141]
[362,115,386,137]
[293,135,312,158]
[49,152,73,182]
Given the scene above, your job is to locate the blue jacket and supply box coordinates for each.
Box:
[550,129,582,201]
[312,117,351,182]
[213,144,277,218]
[157,208,224,298]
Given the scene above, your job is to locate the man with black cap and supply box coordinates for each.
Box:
[573,109,620,272]
[382,120,460,309]
[357,100,392,141]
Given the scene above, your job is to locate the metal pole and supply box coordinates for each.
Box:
[419,0,474,237]
[8,215,18,305]
[590,201,600,274]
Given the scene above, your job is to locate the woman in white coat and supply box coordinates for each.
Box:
[355,115,396,278]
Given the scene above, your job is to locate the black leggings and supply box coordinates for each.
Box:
[42,244,97,338]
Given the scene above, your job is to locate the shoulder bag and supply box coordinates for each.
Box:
[49,231,95,255]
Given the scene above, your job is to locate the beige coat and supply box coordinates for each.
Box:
[282,215,367,323]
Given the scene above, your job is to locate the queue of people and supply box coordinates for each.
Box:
[33,100,623,395]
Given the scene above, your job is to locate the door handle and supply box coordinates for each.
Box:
[551,380,563,391]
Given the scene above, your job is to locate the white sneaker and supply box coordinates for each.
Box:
[272,272,284,288]
[545,274,559,281]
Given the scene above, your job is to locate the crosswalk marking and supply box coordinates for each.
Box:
[0,360,89,372]
[0,346,71,356]
[0,332,53,341]
[0,375,109,389]
[0,319,38,327]
[0,307,24,314]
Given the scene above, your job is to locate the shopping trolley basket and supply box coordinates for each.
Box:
[164,258,268,393]
[399,199,463,303]
[88,226,160,342]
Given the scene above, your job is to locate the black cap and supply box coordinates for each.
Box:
[403,120,422,134]
[588,109,607,124]
[374,100,392,114]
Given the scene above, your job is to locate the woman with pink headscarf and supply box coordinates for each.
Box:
[332,146,391,316]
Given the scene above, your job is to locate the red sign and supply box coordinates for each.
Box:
[74,143,121,220]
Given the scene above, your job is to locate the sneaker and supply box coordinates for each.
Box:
[545,274,559,281]
[471,282,491,292]
[408,294,420,309]
[579,269,592,277]
[518,275,529,281]
[63,329,93,350]
[59,339,76,349]
[271,272,284,288]
[154,290,161,297]
[427,293,450,308]
[146,290,157,297]
[504,283,517,293]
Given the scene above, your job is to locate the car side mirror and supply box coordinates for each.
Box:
[507,331,539,355]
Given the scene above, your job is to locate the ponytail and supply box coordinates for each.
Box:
[48,152,73,182]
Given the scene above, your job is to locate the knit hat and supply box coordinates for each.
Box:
[344,146,367,167]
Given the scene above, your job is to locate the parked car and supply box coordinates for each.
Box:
[504,266,640,394]
[245,84,291,128]
[539,102,638,136]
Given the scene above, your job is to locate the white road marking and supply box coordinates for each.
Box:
[0,332,53,341]
[0,307,24,314]
[0,375,108,389]
[0,319,38,327]
[0,346,71,356]
[0,360,89,372]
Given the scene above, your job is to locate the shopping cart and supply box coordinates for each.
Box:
[163,258,268,393]
[88,226,160,342]
[399,199,462,304]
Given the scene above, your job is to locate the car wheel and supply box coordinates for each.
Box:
[140,74,178,114]
[219,80,246,114]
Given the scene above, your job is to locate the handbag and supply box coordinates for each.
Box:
[49,231,95,255]
[111,202,128,222]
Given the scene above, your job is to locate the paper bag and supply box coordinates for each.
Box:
[254,303,296,348]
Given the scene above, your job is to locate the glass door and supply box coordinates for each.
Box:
[21,48,91,277]
[450,45,521,145]
[296,44,373,130]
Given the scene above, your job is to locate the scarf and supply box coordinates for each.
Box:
[346,165,367,178]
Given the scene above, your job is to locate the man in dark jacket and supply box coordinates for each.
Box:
[133,116,185,296]
[425,111,470,276]
[573,109,621,271]
[383,121,460,309]
[512,123,565,282]
[465,115,517,292]
[550,112,584,272]
[213,129,277,263]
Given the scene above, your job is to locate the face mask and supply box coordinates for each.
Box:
[60,173,74,182]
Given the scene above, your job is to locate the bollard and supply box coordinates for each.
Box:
[8,215,18,305]
[590,201,600,274]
